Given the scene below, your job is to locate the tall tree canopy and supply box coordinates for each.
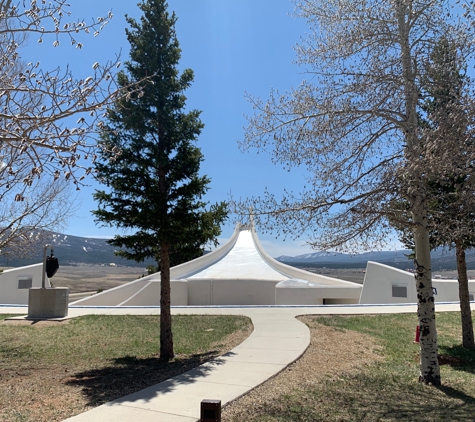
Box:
[391,37,475,349]
[238,0,475,384]
[93,0,228,360]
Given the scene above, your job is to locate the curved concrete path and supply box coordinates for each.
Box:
[1,303,462,422]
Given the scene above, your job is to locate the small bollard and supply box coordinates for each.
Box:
[200,399,221,422]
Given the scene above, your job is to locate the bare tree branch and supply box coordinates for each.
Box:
[0,1,151,254]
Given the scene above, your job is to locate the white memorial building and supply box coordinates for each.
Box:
[2,223,475,307]
[71,223,362,307]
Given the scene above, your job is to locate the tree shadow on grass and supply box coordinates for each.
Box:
[438,344,475,375]
[435,384,475,406]
[248,371,475,422]
[65,351,232,407]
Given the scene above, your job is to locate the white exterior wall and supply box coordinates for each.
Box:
[119,280,188,306]
[0,264,50,305]
[212,279,278,305]
[276,285,324,305]
[359,261,475,304]
[70,224,363,307]
[71,277,152,306]
[187,279,212,305]
[359,261,416,304]
[432,280,475,302]
[187,279,277,306]
[276,283,361,305]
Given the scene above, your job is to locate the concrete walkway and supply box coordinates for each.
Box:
[1,303,462,421]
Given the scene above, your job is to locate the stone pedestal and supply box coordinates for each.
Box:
[28,287,69,319]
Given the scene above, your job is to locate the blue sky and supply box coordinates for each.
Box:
[17,0,335,257]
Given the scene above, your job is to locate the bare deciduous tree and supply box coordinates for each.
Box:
[0,1,146,254]
[238,0,475,385]
[0,175,75,258]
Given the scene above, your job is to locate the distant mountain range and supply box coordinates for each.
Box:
[276,248,475,271]
[276,250,411,267]
[0,232,156,268]
[0,230,471,271]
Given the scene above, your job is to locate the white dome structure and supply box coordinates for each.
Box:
[71,223,362,307]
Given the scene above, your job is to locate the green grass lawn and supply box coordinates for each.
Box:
[239,312,475,422]
[0,314,252,422]
[0,314,250,365]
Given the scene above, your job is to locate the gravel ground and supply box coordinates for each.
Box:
[222,315,382,421]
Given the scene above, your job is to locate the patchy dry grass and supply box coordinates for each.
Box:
[0,314,252,422]
[223,312,475,422]
[4,311,474,422]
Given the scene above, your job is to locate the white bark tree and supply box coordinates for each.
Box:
[0,1,146,253]
[239,0,475,385]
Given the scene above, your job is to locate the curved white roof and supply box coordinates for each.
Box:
[188,229,289,281]
[70,222,362,307]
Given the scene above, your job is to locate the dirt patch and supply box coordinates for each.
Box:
[222,316,383,421]
[1,319,71,327]
[438,354,466,366]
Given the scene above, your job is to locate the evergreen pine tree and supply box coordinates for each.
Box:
[419,38,475,350]
[92,0,228,360]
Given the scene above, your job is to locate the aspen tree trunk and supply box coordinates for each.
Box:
[160,239,174,360]
[455,239,475,350]
[397,0,440,384]
[412,210,440,385]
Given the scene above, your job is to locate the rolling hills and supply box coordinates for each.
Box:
[0,230,470,271]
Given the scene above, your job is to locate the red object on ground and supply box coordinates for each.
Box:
[415,325,420,343]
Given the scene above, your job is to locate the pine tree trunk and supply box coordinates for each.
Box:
[159,240,174,360]
[412,212,441,385]
[455,239,475,350]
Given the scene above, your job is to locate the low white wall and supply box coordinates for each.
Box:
[359,261,475,304]
[187,278,278,305]
[0,263,49,305]
[432,279,475,302]
[212,279,278,305]
[276,285,324,305]
[359,261,416,304]
[187,279,212,305]
[119,280,188,306]
[71,277,152,306]
[276,280,361,305]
